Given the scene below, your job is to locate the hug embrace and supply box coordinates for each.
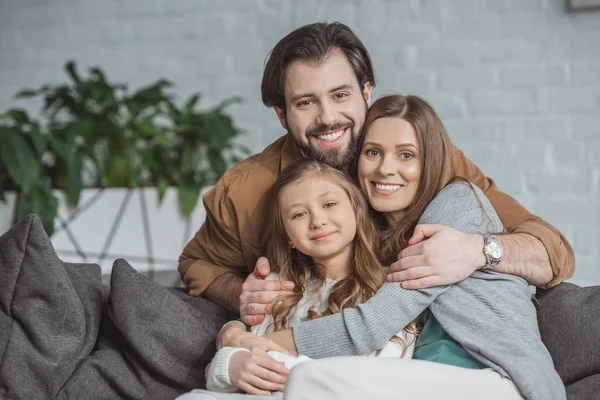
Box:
[178,23,572,400]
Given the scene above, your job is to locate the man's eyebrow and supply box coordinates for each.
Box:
[290,84,354,103]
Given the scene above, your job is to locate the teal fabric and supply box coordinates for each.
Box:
[413,310,486,370]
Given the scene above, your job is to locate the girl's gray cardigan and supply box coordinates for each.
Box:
[292,182,566,400]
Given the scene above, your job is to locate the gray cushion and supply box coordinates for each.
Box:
[0,214,104,399]
[536,282,600,399]
[0,215,237,399]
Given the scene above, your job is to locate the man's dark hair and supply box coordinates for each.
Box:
[261,22,376,109]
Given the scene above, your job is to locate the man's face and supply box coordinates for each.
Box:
[275,49,372,170]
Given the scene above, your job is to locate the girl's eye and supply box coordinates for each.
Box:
[292,211,307,219]
[400,152,414,160]
[365,149,380,157]
[324,202,337,208]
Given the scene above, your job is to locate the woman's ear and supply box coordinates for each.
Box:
[289,241,295,249]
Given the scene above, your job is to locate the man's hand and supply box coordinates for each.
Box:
[388,224,487,289]
[228,349,289,395]
[239,257,295,326]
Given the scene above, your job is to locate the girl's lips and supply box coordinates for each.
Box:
[371,182,403,196]
[311,128,348,148]
[311,231,336,241]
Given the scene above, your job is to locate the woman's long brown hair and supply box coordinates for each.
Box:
[267,158,385,331]
[357,95,456,265]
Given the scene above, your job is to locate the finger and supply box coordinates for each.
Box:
[408,224,444,245]
[238,380,272,396]
[254,257,271,278]
[255,361,289,383]
[248,369,287,392]
[240,301,269,316]
[398,241,426,259]
[387,266,432,283]
[389,255,429,272]
[401,275,440,289]
[244,290,294,306]
[242,279,287,293]
[241,314,265,326]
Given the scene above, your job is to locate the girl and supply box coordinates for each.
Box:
[202,158,418,396]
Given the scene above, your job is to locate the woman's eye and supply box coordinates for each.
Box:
[400,153,414,160]
[293,211,306,219]
[365,149,380,157]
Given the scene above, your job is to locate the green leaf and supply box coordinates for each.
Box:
[65,154,83,206]
[157,177,168,205]
[16,182,59,236]
[177,184,201,218]
[0,130,40,192]
[65,61,81,84]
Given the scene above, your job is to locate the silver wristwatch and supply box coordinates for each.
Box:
[481,233,503,269]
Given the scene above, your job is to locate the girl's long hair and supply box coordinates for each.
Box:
[267,158,385,331]
[357,95,456,265]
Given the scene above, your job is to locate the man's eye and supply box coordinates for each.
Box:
[297,100,312,107]
[365,149,380,157]
[334,92,348,99]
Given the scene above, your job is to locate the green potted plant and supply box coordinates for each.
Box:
[0,61,247,238]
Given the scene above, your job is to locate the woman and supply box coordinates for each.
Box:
[188,95,565,400]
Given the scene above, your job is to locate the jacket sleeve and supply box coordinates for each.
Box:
[452,146,575,288]
[178,179,248,296]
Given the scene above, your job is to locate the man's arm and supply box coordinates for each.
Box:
[495,233,552,286]
[204,273,244,313]
[454,146,574,287]
[178,180,248,311]
[389,148,574,289]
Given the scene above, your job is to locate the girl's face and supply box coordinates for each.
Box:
[279,175,356,264]
[357,117,421,220]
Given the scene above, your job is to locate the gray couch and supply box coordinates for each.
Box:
[0,215,598,399]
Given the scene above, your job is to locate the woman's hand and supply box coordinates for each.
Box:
[228,349,289,395]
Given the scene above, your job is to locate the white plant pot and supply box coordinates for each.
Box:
[1,187,211,276]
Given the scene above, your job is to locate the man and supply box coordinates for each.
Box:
[179,22,574,326]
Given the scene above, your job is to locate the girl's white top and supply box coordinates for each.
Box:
[206,273,415,393]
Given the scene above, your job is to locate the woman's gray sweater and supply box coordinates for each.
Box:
[292,182,565,400]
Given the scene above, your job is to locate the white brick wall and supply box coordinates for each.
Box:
[1,0,599,286]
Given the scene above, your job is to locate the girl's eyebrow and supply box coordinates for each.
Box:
[286,190,336,209]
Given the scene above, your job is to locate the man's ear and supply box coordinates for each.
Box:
[274,106,287,130]
[362,82,373,107]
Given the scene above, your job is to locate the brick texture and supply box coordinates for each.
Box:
[1,0,599,286]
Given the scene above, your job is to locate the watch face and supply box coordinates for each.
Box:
[488,241,503,259]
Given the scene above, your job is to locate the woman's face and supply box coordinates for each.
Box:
[279,175,356,264]
[357,117,421,220]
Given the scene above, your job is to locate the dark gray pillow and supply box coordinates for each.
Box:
[0,214,104,399]
[536,282,600,398]
[60,258,237,399]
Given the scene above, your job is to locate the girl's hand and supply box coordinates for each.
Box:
[221,326,289,354]
[228,349,289,395]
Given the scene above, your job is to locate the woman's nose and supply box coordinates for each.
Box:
[378,155,396,176]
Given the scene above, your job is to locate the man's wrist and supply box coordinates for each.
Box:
[471,233,488,270]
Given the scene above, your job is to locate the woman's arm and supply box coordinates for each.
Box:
[289,182,491,359]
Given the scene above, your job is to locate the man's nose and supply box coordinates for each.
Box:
[317,102,337,127]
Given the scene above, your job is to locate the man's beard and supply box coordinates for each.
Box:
[289,122,359,171]
[286,101,367,171]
